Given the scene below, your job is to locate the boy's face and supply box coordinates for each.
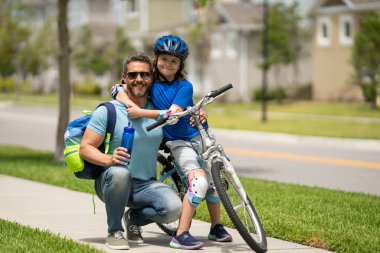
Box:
[123,61,152,98]
[157,54,181,81]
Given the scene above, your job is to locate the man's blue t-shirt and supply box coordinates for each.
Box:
[87,100,163,180]
[150,79,208,141]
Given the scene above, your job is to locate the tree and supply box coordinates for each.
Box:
[258,3,310,95]
[0,1,55,95]
[352,12,380,110]
[188,0,215,95]
[108,27,134,82]
[72,26,134,95]
[0,1,30,77]
[73,25,114,77]
[72,26,93,75]
[15,21,56,93]
[55,0,71,161]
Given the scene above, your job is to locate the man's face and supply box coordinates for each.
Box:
[123,61,152,98]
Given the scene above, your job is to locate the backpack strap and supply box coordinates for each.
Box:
[96,102,117,154]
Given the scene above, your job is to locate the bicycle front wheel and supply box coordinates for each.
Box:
[211,160,267,252]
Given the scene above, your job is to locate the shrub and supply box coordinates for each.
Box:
[0,77,16,93]
[292,83,312,100]
[73,81,101,96]
[253,86,287,102]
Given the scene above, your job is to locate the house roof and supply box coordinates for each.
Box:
[215,2,263,31]
[307,0,380,15]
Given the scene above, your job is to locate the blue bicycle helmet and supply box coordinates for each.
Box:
[153,35,189,61]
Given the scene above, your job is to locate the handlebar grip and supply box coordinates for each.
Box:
[146,116,168,132]
[209,83,233,98]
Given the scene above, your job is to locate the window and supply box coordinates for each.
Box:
[127,0,138,14]
[339,15,353,46]
[210,33,223,59]
[317,16,331,47]
[68,0,89,28]
[226,32,237,58]
[111,0,127,26]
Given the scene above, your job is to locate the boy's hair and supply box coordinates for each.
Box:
[152,57,187,82]
[122,52,153,76]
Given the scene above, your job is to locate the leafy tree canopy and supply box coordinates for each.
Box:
[352,12,380,109]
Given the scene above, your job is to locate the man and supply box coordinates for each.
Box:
[80,52,182,250]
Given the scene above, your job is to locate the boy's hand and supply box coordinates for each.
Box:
[127,106,143,118]
[190,109,207,126]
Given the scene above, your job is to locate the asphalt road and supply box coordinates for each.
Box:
[1,102,379,196]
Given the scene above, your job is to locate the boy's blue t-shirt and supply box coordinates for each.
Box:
[87,100,163,180]
[149,79,208,141]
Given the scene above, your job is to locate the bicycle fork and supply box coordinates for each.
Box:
[205,148,249,205]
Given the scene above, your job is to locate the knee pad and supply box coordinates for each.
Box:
[186,169,209,206]
[204,181,220,203]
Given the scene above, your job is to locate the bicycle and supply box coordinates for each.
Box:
[150,84,267,252]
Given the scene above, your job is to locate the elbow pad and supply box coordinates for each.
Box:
[111,84,125,99]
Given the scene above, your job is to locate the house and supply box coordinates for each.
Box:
[11,0,196,94]
[122,0,314,102]
[17,0,314,102]
[121,0,196,52]
[196,1,313,102]
[307,0,380,101]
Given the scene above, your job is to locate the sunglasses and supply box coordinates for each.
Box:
[126,72,152,80]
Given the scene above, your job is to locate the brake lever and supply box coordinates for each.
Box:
[166,117,179,125]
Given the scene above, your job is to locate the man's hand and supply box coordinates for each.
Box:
[108,147,130,166]
[190,109,207,126]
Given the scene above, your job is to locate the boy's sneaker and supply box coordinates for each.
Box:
[170,231,205,250]
[123,209,144,244]
[106,231,129,250]
[208,224,233,242]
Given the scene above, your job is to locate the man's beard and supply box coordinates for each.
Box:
[127,84,148,98]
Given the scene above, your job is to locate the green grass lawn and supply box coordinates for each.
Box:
[0,145,379,253]
[0,219,102,253]
[207,102,380,139]
[1,93,380,139]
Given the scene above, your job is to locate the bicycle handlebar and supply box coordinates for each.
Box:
[208,83,233,98]
[146,84,233,132]
[146,115,168,132]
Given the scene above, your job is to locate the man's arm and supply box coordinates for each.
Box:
[79,128,129,166]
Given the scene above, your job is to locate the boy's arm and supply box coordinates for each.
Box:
[111,84,139,109]
[111,84,168,119]
[170,83,207,124]
[127,106,167,119]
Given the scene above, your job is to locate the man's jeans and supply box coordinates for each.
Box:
[95,166,182,234]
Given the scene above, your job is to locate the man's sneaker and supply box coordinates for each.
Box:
[170,231,205,250]
[123,209,144,244]
[208,224,233,242]
[106,231,129,250]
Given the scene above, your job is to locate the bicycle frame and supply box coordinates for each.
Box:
[156,84,249,205]
[152,84,267,252]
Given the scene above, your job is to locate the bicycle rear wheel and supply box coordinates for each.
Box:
[211,160,267,252]
[156,154,185,236]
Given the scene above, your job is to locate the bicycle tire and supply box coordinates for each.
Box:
[156,154,185,236]
[211,160,267,252]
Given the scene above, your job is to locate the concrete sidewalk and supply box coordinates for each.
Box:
[0,175,331,253]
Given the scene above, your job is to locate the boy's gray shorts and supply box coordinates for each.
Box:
[166,132,216,177]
